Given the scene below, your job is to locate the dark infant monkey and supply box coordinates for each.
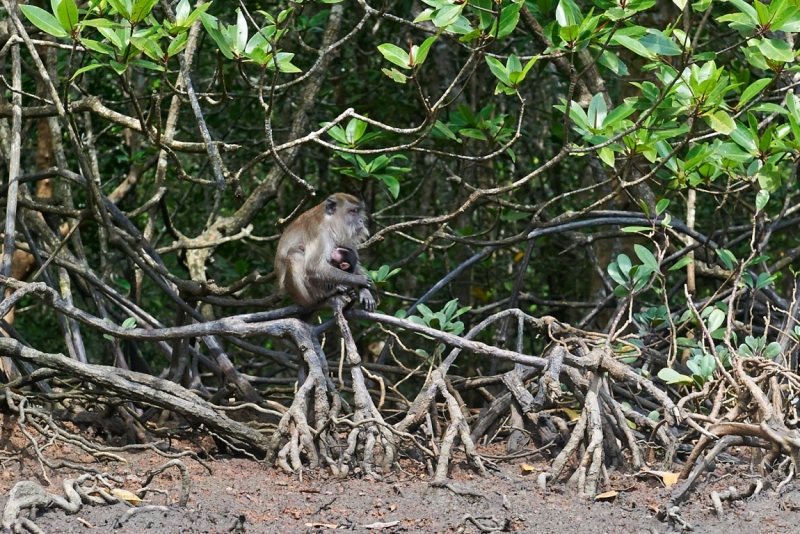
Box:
[330,246,357,272]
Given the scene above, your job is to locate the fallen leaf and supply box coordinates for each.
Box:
[561,407,581,421]
[595,490,618,501]
[111,488,142,504]
[305,523,338,529]
[520,463,535,474]
[389,503,397,512]
[639,469,680,487]
[661,472,680,486]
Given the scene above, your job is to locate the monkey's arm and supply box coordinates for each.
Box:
[308,263,373,289]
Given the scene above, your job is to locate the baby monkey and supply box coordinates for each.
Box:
[330,246,358,273]
[329,246,362,303]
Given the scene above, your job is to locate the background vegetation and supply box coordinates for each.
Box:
[2,0,800,524]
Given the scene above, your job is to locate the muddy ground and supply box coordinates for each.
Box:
[1,421,799,533]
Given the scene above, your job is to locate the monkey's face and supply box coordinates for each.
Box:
[347,204,369,241]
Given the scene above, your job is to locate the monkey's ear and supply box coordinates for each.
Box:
[325,196,337,214]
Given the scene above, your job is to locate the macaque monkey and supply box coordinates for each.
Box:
[275,193,376,312]
[330,246,357,272]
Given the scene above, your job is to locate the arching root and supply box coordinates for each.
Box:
[2,474,117,533]
[433,372,486,482]
[267,326,342,474]
[334,299,395,478]
[542,372,604,497]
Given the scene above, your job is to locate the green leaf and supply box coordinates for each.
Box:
[182,1,212,28]
[656,198,670,215]
[168,33,188,57]
[175,0,191,22]
[378,43,411,70]
[19,5,69,38]
[110,60,128,75]
[555,0,581,27]
[122,317,137,328]
[615,34,656,59]
[598,147,615,167]
[80,18,123,29]
[738,78,772,109]
[131,0,159,23]
[129,58,164,71]
[617,253,632,276]
[607,261,627,286]
[414,35,437,67]
[730,122,758,153]
[201,13,234,59]
[71,62,105,79]
[460,128,488,141]
[495,1,522,38]
[598,49,629,76]
[346,119,367,144]
[235,8,248,55]
[381,175,400,198]
[726,0,759,24]
[640,29,683,56]
[432,4,463,27]
[107,0,132,20]
[634,245,660,274]
[755,189,769,211]
[587,93,607,128]
[657,367,693,386]
[757,38,794,62]
[56,0,79,33]
[80,38,115,55]
[382,67,407,83]
[669,256,693,271]
[707,308,725,332]
[604,102,635,127]
[706,110,736,135]
[434,120,458,141]
[485,56,512,86]
[614,285,631,297]
[132,36,164,61]
[764,341,782,359]
[716,248,737,270]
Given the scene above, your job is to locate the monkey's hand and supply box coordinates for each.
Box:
[355,274,375,289]
[359,288,376,312]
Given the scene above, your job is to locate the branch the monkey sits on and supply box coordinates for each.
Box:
[274,193,376,312]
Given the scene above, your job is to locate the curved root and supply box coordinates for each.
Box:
[546,373,604,497]
[334,299,395,478]
[433,373,485,482]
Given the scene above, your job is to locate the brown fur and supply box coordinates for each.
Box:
[275,193,376,311]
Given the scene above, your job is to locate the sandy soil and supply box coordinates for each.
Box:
[1,418,799,533]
